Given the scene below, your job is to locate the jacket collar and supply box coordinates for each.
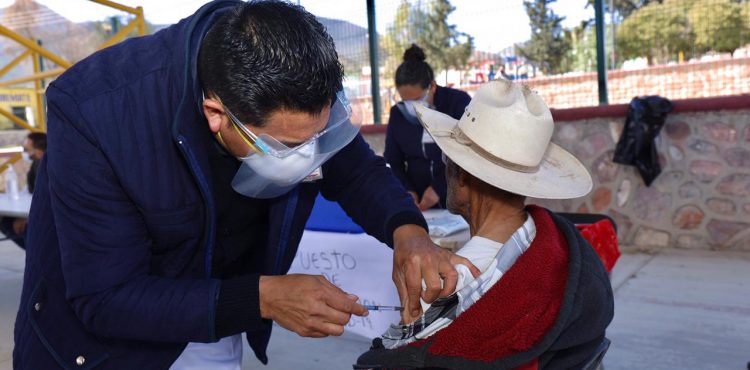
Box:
[171,0,241,140]
[432,85,448,111]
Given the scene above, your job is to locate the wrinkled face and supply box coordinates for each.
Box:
[445,158,468,217]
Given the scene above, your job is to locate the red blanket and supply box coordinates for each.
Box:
[412,205,569,366]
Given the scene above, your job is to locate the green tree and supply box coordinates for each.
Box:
[616,0,694,64]
[380,0,473,85]
[380,0,424,82]
[561,21,598,73]
[418,0,473,83]
[617,0,750,65]
[516,0,571,75]
[688,0,749,53]
[586,0,662,19]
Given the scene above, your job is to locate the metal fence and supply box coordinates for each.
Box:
[1,0,749,127]
[598,0,750,105]
[0,0,145,173]
[301,0,750,124]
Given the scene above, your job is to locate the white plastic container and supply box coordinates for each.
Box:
[5,165,20,200]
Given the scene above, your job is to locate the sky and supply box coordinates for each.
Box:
[0,0,593,52]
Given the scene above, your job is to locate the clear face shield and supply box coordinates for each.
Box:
[227,91,360,198]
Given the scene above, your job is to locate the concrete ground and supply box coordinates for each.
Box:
[1,242,749,369]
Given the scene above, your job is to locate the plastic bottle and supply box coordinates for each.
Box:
[5,165,19,200]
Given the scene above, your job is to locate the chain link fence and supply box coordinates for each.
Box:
[2,0,749,127]
[302,0,750,124]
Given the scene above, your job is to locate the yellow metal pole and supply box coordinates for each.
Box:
[98,18,140,49]
[36,92,46,131]
[0,154,22,174]
[0,107,41,132]
[0,50,32,80]
[31,52,45,130]
[0,68,65,88]
[89,0,141,15]
[137,7,146,36]
[0,25,72,69]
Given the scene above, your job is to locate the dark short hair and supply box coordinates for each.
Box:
[198,0,343,126]
[27,132,47,151]
[395,44,434,89]
[446,157,526,203]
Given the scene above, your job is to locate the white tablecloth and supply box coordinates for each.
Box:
[0,192,32,218]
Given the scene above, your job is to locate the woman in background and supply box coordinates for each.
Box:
[385,44,471,210]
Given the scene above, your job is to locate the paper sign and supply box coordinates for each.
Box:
[288,231,401,339]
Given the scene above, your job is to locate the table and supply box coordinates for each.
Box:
[0,192,32,218]
[422,209,471,251]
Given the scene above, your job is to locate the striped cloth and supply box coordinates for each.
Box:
[381,213,537,349]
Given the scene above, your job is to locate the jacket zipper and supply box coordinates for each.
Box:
[176,135,216,278]
[273,186,300,275]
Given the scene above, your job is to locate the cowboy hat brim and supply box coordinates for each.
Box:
[415,104,593,200]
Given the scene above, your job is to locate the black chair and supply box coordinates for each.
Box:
[583,337,611,370]
[558,213,618,232]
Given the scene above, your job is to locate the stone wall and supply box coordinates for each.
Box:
[362,109,750,252]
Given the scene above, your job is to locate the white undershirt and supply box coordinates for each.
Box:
[420,235,504,313]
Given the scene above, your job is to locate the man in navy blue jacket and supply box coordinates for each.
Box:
[13,1,477,369]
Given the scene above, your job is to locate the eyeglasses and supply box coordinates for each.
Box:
[210,91,353,158]
[222,106,271,155]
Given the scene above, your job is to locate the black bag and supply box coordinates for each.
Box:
[613,96,673,186]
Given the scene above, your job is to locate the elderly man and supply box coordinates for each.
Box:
[357,80,614,370]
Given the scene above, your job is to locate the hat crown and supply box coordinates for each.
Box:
[457,80,553,168]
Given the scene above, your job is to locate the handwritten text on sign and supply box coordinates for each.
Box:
[288,231,401,339]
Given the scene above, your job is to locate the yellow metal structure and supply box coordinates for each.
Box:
[90,0,147,49]
[0,89,38,132]
[0,24,70,132]
[0,0,146,173]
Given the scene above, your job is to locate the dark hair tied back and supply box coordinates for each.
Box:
[402,44,426,62]
[395,44,433,89]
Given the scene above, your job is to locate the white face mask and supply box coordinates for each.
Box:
[21,152,31,162]
[241,140,317,184]
[229,91,360,198]
[399,90,430,121]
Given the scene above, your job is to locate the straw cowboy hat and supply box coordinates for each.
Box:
[414,80,592,199]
